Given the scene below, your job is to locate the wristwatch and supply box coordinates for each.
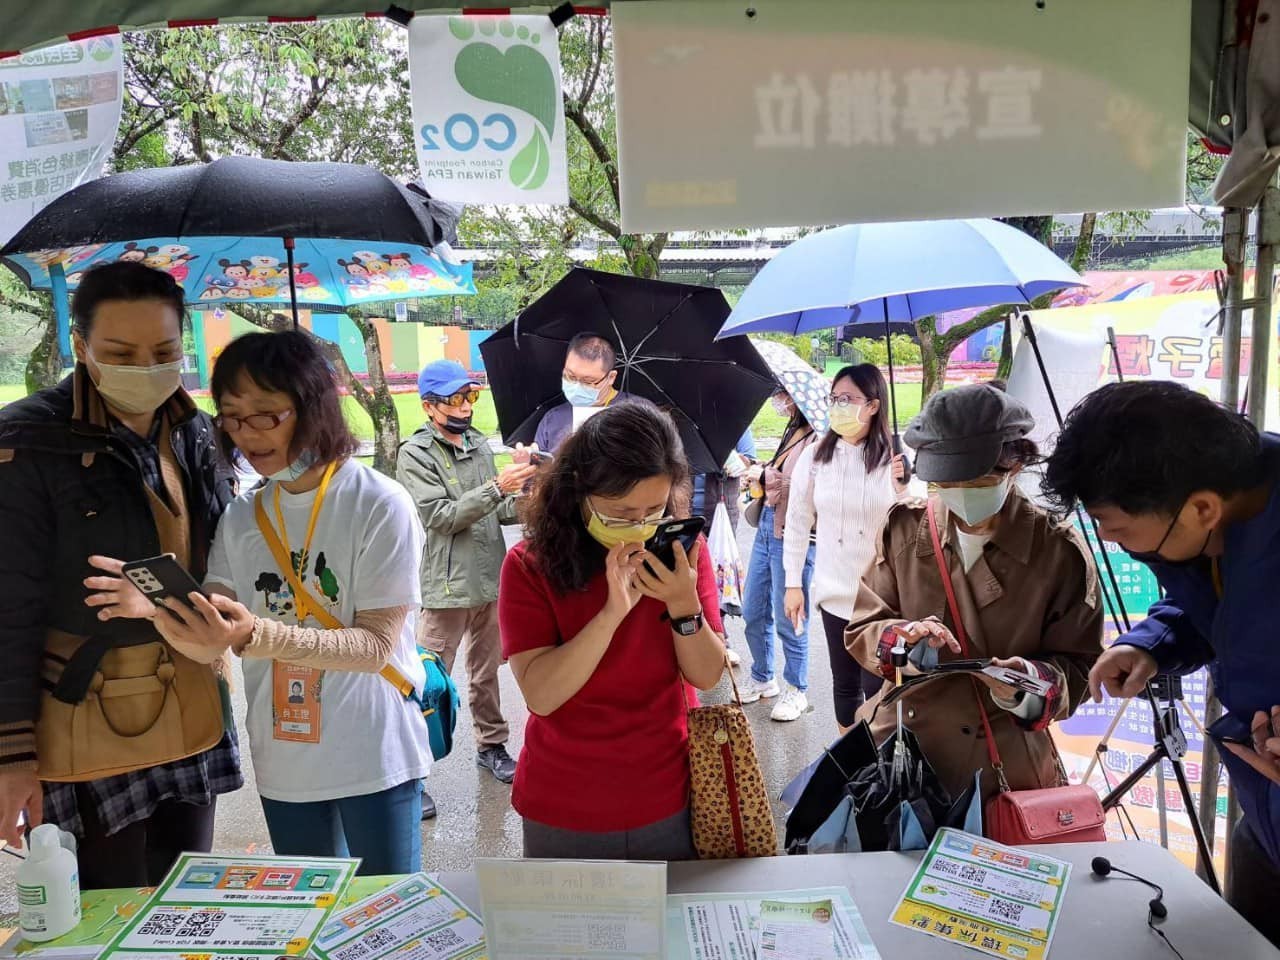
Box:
[663,610,704,636]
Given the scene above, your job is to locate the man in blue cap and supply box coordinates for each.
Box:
[396,361,534,816]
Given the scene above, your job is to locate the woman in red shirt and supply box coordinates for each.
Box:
[500,404,728,859]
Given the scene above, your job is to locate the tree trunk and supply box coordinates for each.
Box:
[26,314,63,393]
[347,311,400,476]
[1070,212,1098,272]
[619,235,660,279]
[996,314,1014,381]
[916,316,944,399]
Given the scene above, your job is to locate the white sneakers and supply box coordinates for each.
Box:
[737,676,780,703]
[770,685,810,722]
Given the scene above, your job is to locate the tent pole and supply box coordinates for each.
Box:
[1248,179,1278,430]
[283,236,300,329]
[50,261,72,370]
[1219,207,1247,410]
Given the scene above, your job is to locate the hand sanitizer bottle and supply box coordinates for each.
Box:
[17,823,81,942]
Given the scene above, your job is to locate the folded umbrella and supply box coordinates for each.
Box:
[480,268,774,474]
[707,501,745,618]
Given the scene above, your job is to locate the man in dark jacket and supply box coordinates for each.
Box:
[0,262,240,888]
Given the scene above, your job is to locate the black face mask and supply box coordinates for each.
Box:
[1127,502,1212,567]
[440,414,472,435]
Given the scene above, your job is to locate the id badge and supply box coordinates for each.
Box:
[273,662,322,743]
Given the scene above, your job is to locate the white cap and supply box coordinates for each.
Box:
[27,823,62,861]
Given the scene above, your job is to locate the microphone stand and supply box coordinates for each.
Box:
[1019,314,1221,895]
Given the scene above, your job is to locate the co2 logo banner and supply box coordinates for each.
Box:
[409,15,568,205]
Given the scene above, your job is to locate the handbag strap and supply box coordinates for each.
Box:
[925,500,1010,791]
[925,500,1069,791]
[253,490,417,702]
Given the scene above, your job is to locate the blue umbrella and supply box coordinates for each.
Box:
[3,237,475,307]
[718,218,1084,440]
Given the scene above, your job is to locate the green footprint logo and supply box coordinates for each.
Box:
[450,17,557,191]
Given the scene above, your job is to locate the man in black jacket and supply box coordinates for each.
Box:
[0,262,241,887]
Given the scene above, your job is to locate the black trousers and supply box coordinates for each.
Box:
[76,789,217,890]
[821,608,886,728]
[1228,819,1280,949]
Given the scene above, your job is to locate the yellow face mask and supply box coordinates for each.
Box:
[584,503,662,549]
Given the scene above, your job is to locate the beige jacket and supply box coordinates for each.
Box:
[845,489,1104,804]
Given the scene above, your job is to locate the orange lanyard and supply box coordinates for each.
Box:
[268,461,337,622]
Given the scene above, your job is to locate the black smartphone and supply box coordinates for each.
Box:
[931,658,992,673]
[529,450,553,466]
[122,553,208,609]
[643,517,707,572]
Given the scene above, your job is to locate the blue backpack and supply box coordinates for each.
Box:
[381,648,459,761]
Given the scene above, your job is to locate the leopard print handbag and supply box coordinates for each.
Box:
[685,662,779,859]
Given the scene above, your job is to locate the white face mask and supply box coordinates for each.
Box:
[87,349,182,415]
[936,477,1011,526]
[268,451,317,483]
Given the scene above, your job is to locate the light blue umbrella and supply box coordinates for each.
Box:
[718,218,1084,439]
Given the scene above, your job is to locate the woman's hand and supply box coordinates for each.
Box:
[636,540,702,619]
[784,587,806,632]
[153,592,255,662]
[976,656,1032,701]
[891,455,909,492]
[602,543,646,622]
[83,555,158,622]
[891,617,962,654]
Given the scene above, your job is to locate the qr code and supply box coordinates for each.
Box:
[958,864,987,883]
[421,928,464,952]
[333,940,369,960]
[586,922,625,951]
[364,928,398,951]
[176,910,226,938]
[138,911,185,938]
[989,899,1024,924]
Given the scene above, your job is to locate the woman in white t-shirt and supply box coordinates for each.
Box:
[782,364,907,732]
[131,331,430,875]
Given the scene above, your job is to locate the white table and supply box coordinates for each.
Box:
[440,840,1280,958]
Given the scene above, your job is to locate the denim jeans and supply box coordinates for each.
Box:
[743,505,815,691]
[260,779,423,876]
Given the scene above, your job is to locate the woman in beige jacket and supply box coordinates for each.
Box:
[845,384,1104,805]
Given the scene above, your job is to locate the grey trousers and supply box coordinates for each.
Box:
[522,808,697,861]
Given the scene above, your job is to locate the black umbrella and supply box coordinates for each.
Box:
[480,269,775,475]
[0,156,460,328]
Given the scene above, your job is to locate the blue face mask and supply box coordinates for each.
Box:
[562,377,604,408]
[268,450,317,483]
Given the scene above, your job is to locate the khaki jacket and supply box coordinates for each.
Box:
[845,489,1103,804]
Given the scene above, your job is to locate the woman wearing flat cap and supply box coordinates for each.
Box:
[845,383,1104,804]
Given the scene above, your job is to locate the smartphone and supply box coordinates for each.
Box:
[931,658,992,673]
[643,517,707,572]
[529,450,553,466]
[122,553,208,609]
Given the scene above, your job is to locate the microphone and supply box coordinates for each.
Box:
[1091,857,1183,959]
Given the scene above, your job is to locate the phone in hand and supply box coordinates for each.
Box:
[122,553,208,609]
[528,450,553,466]
[643,517,707,573]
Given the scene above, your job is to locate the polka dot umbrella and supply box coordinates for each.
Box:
[750,338,830,435]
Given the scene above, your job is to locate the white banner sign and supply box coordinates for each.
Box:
[613,0,1190,233]
[408,15,568,205]
[0,37,122,245]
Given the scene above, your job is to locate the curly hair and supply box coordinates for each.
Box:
[523,403,691,594]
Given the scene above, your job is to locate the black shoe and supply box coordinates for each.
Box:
[420,787,437,820]
[477,745,517,784]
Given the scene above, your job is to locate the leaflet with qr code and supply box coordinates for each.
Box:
[312,874,484,960]
[891,829,1070,960]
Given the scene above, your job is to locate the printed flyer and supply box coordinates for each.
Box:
[313,874,484,960]
[890,829,1070,960]
[99,853,357,960]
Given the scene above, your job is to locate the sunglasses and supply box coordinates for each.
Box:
[429,389,481,407]
[215,409,294,433]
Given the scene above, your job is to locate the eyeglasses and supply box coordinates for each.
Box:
[214,409,294,433]
[562,369,612,388]
[429,389,481,407]
[828,394,870,409]
[588,500,669,529]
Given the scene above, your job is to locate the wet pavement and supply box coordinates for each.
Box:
[1,521,843,913]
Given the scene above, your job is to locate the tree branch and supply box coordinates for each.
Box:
[568,196,620,239]
[577,18,605,113]
[115,113,167,160]
[564,101,620,210]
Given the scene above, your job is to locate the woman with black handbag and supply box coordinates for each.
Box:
[845,384,1105,833]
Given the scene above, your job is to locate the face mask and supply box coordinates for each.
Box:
[563,378,604,408]
[439,413,473,435]
[828,404,867,439]
[584,505,661,550]
[268,450,317,483]
[936,478,1011,526]
[770,397,794,417]
[87,350,182,415]
[1127,504,1213,567]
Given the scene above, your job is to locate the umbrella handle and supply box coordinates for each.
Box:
[891,433,913,484]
